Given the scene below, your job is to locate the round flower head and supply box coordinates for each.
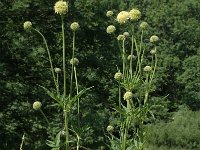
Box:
[114,72,123,80]
[70,22,80,31]
[106,11,113,17]
[127,54,136,61]
[54,0,68,15]
[129,8,141,21]
[107,125,114,132]
[33,101,42,110]
[144,66,152,72]
[123,91,133,101]
[55,67,61,73]
[23,21,32,30]
[150,35,159,43]
[116,11,129,24]
[150,49,156,55]
[106,25,116,34]
[70,58,79,65]
[117,34,125,41]
[140,21,148,30]
[123,32,130,38]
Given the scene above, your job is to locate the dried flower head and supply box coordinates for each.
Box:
[70,58,79,65]
[129,8,141,21]
[150,35,159,43]
[106,11,113,17]
[54,0,68,15]
[33,101,42,110]
[117,34,125,41]
[107,125,114,132]
[23,21,32,30]
[116,11,129,24]
[144,66,152,72]
[114,72,123,80]
[150,49,156,55]
[140,21,148,30]
[70,22,80,31]
[106,25,116,34]
[127,54,136,60]
[123,32,130,38]
[123,91,133,101]
[55,68,61,73]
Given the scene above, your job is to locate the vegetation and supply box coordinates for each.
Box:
[0,0,200,149]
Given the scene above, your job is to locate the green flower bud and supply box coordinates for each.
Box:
[33,101,42,110]
[150,35,159,43]
[117,34,125,41]
[129,8,141,21]
[114,72,123,80]
[55,68,61,73]
[70,58,79,65]
[70,22,80,31]
[23,21,32,30]
[140,21,148,30]
[150,49,156,55]
[107,125,114,132]
[106,25,116,34]
[123,32,130,38]
[144,66,152,72]
[106,11,113,17]
[127,54,136,60]
[123,91,133,101]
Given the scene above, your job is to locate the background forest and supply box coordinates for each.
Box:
[0,0,200,149]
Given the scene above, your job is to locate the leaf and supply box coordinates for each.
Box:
[113,105,126,115]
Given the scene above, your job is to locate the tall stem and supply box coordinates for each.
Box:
[70,32,75,98]
[33,29,58,92]
[74,66,80,127]
[122,40,126,79]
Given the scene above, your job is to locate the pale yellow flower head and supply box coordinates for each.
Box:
[114,72,123,80]
[144,66,152,72]
[33,101,42,110]
[123,91,133,101]
[150,49,156,55]
[107,125,114,132]
[140,21,148,30]
[23,21,32,30]
[117,34,125,41]
[70,22,80,31]
[106,25,116,34]
[54,0,68,15]
[106,11,114,17]
[116,11,129,24]
[55,68,61,73]
[123,32,129,38]
[150,35,159,43]
[129,8,141,21]
[127,54,136,61]
[70,58,79,65]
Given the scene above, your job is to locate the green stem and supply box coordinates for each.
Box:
[64,111,69,150]
[33,28,58,93]
[56,73,60,94]
[70,32,75,98]
[39,109,50,126]
[122,40,126,79]
[74,66,80,127]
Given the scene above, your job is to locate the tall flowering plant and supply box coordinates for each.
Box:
[24,1,91,150]
[106,9,158,150]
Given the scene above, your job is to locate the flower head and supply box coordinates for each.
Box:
[144,66,152,72]
[123,32,130,38]
[107,125,114,132]
[117,34,125,41]
[140,21,148,30]
[23,21,32,30]
[129,8,141,21]
[150,49,156,55]
[150,35,159,43]
[106,11,113,17]
[127,54,136,61]
[70,58,79,65]
[55,68,61,73]
[123,91,133,101]
[33,101,42,110]
[114,72,123,81]
[54,0,68,15]
[106,25,116,34]
[70,22,80,31]
[116,11,129,24]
